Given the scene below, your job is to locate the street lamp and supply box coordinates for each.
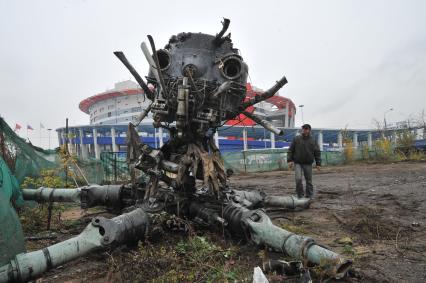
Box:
[47,128,52,149]
[384,108,394,131]
[298,105,305,125]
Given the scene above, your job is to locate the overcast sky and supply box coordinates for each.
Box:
[1,0,425,148]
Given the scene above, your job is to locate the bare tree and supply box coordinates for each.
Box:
[421,109,426,139]
[372,118,385,137]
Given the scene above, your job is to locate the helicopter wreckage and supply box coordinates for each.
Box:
[0,19,352,282]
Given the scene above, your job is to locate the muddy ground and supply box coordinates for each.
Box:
[30,162,426,282]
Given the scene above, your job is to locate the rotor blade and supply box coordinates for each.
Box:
[133,101,153,126]
[213,18,231,46]
[113,51,154,100]
[147,35,169,98]
[211,81,233,99]
[140,42,161,84]
[240,76,288,110]
[243,111,284,136]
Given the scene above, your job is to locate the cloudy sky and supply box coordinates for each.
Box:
[1,0,425,148]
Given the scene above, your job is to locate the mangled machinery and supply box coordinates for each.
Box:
[0,19,352,282]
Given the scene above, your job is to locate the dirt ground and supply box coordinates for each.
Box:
[32,162,426,282]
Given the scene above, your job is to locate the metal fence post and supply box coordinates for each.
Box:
[114,153,117,183]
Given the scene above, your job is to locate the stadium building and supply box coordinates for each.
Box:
[79,81,154,126]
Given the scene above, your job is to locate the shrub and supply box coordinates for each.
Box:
[361,144,370,160]
[374,138,393,161]
[20,170,70,233]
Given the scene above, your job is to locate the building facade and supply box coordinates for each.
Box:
[79,80,153,125]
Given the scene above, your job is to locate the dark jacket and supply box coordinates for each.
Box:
[287,134,321,166]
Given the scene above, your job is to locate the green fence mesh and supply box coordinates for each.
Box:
[0,156,25,265]
[224,150,349,173]
[77,158,105,185]
[321,151,345,166]
[223,149,289,173]
[100,152,129,184]
[0,117,63,264]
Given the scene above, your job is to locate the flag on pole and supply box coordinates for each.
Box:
[40,122,45,129]
[27,125,34,130]
[14,123,22,131]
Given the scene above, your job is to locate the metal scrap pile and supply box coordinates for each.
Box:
[0,19,352,283]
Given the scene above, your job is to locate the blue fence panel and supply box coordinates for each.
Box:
[97,137,112,145]
[218,140,243,152]
[83,137,93,145]
[415,139,426,150]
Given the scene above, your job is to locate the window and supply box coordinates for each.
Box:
[108,112,112,117]
[108,105,114,109]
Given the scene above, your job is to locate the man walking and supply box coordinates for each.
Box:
[287,124,321,199]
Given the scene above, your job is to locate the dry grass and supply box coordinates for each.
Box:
[343,140,354,164]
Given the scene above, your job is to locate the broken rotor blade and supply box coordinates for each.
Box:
[147,35,169,98]
[240,76,288,110]
[223,203,352,279]
[213,18,231,46]
[140,42,161,84]
[211,81,233,99]
[22,187,81,204]
[243,111,283,136]
[113,51,154,100]
[133,101,153,126]
[0,209,149,283]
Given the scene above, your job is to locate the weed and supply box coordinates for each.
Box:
[342,244,356,256]
[360,144,369,160]
[19,169,71,233]
[409,150,426,161]
[341,128,355,163]
[280,223,307,234]
[374,138,393,162]
[396,129,415,149]
[21,169,67,189]
[119,234,252,282]
[174,236,229,264]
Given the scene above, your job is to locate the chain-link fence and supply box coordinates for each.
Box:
[100,152,129,184]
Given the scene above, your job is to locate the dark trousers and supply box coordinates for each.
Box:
[295,163,313,198]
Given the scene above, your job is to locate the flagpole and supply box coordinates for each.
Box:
[40,125,42,148]
[47,129,52,150]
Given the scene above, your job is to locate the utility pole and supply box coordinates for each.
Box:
[383,108,394,137]
[47,129,52,149]
[298,105,305,125]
